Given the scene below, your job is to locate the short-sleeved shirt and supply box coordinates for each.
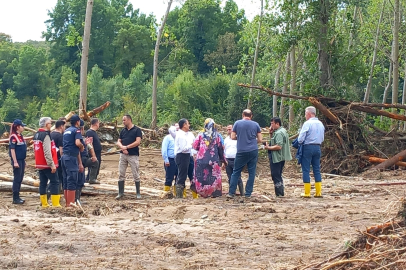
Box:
[51,131,63,159]
[63,126,83,156]
[268,127,292,163]
[80,139,88,158]
[232,119,261,153]
[86,129,102,153]
[119,125,142,156]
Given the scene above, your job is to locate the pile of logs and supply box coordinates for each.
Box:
[241,84,406,174]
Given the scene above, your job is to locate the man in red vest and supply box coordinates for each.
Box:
[34,117,61,207]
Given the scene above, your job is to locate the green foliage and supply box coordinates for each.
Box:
[23,97,41,126]
[0,89,20,122]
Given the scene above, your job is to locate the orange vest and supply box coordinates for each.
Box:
[34,129,59,169]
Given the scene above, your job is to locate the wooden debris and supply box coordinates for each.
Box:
[362,156,406,167]
[87,101,111,118]
[1,122,37,134]
[370,149,406,171]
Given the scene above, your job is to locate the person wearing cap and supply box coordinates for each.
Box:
[61,115,84,207]
[161,126,178,194]
[9,119,27,204]
[34,117,61,207]
[51,120,66,194]
[116,115,143,199]
[76,119,99,204]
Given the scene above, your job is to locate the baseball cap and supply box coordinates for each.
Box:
[70,115,80,123]
[13,119,26,126]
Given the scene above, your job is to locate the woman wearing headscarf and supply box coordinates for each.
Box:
[192,118,227,198]
[9,119,27,204]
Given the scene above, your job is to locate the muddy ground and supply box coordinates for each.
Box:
[0,148,405,269]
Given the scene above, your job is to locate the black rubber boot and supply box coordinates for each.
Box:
[115,181,125,200]
[176,185,184,199]
[135,182,141,199]
[75,188,83,205]
[238,181,244,196]
[275,185,285,197]
[12,192,24,204]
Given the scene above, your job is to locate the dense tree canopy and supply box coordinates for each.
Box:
[0,0,405,132]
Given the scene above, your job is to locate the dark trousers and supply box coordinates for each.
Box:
[39,168,59,195]
[269,154,285,196]
[229,150,258,197]
[301,145,322,183]
[86,150,102,182]
[82,156,99,182]
[61,155,79,190]
[12,159,25,193]
[78,172,85,189]
[175,153,190,188]
[225,158,243,185]
[164,158,178,187]
[188,156,194,181]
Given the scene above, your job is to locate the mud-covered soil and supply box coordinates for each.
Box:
[0,148,405,269]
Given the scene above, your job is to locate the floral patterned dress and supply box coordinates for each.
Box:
[191,134,225,198]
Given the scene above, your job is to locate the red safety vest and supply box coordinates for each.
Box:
[34,129,59,169]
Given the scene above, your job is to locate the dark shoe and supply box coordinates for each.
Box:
[12,192,24,204]
[176,185,184,199]
[226,194,235,199]
[89,180,100,184]
[135,182,141,199]
[237,182,244,196]
[115,181,125,200]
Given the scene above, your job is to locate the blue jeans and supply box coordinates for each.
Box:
[229,150,258,197]
[301,144,322,183]
[164,158,178,187]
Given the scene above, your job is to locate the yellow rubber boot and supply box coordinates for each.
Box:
[51,195,62,207]
[183,188,187,198]
[300,183,311,198]
[164,186,171,192]
[172,186,176,196]
[192,191,198,199]
[314,182,322,198]
[40,194,49,208]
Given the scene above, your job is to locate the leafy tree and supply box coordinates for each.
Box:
[0,90,20,122]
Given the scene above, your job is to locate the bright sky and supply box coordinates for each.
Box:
[0,0,261,42]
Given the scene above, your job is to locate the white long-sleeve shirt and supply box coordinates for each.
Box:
[224,136,237,159]
[175,130,193,155]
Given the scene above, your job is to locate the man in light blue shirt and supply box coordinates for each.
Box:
[298,106,325,198]
[161,126,177,193]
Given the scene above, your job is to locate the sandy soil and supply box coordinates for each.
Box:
[0,148,404,269]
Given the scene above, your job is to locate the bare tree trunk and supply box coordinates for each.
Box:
[347,5,359,51]
[381,61,393,121]
[317,0,330,91]
[289,46,297,128]
[79,0,94,114]
[364,0,386,104]
[402,61,406,130]
[273,62,282,118]
[247,0,263,109]
[151,0,173,129]
[280,52,290,119]
[391,0,400,109]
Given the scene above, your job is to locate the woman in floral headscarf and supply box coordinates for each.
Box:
[192,118,227,198]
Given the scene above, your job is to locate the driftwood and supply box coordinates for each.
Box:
[362,156,406,167]
[2,122,37,133]
[309,97,341,126]
[0,135,34,144]
[87,101,111,118]
[0,173,39,187]
[351,102,406,110]
[0,181,38,192]
[370,149,406,171]
[349,104,406,121]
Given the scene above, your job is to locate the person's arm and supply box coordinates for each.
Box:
[298,122,309,144]
[59,146,63,156]
[78,154,84,172]
[75,139,84,152]
[179,136,192,153]
[192,135,201,151]
[231,131,237,140]
[88,145,97,162]
[161,137,169,164]
[43,135,56,173]
[257,132,263,144]
[10,149,19,168]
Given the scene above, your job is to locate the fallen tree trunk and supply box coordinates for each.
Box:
[0,173,39,187]
[0,181,38,193]
[0,135,34,144]
[309,97,341,126]
[362,156,406,167]
[351,102,406,110]
[349,104,406,121]
[238,83,309,100]
[87,101,111,118]
[2,122,37,133]
[369,149,406,171]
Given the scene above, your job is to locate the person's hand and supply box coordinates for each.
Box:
[165,162,170,167]
[121,145,127,151]
[91,156,97,162]
[265,141,269,150]
[123,149,129,155]
[79,144,84,152]
[51,166,56,173]
[13,162,19,168]
[85,137,93,145]
[79,164,84,173]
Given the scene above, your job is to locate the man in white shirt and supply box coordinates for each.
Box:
[174,118,193,198]
[224,125,244,195]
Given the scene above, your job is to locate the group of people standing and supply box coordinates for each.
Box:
[8,115,102,206]
[161,107,325,199]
